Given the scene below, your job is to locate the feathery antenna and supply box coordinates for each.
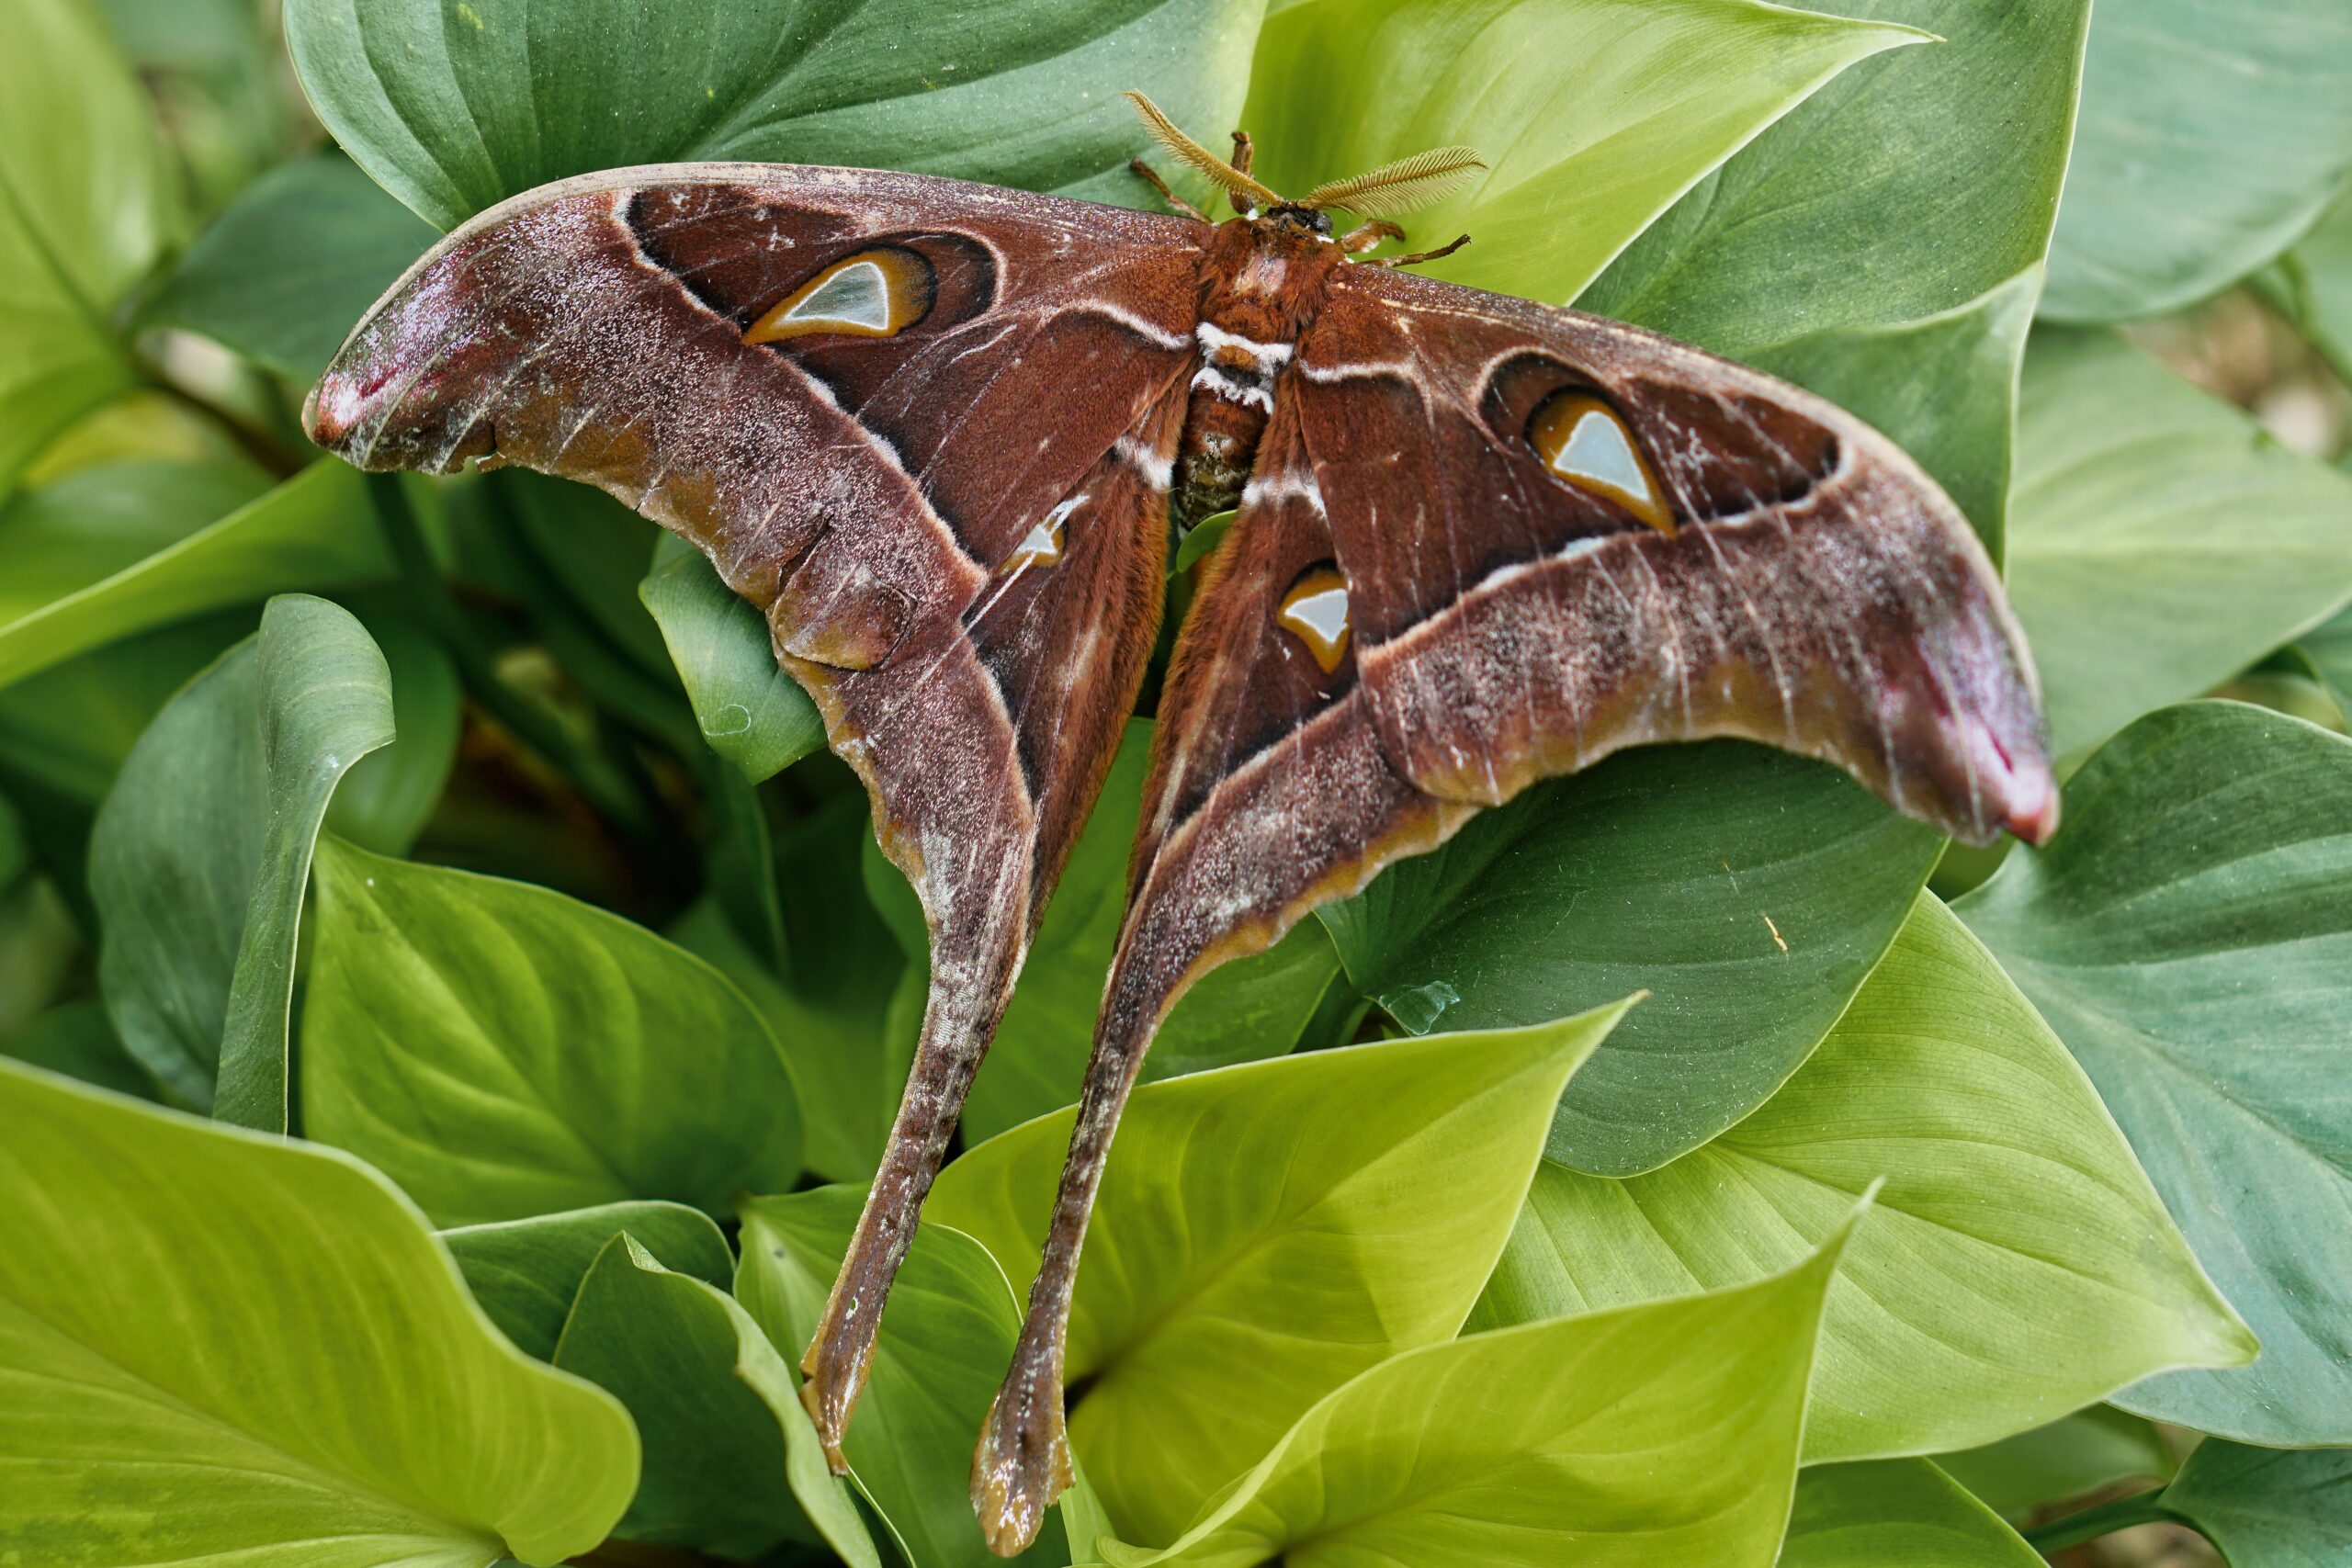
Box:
[1304,147,1487,218]
[1125,91,1282,212]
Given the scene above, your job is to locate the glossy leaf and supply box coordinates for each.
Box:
[1936,1407,2178,1518]
[2005,331,2352,757]
[0,459,396,692]
[0,0,175,494]
[0,1058,638,1567]
[1472,895,2252,1461]
[930,1003,1631,1544]
[141,151,442,381]
[639,535,825,784]
[739,1186,1080,1568]
[286,0,1268,230]
[1781,1461,2041,1568]
[1317,739,1938,1176]
[1957,702,2352,1444]
[2042,0,2352,323]
[1582,0,2091,358]
[1241,0,1920,303]
[301,836,802,1224]
[552,1233,876,1564]
[2163,1440,2352,1566]
[441,1199,733,1360]
[1104,1213,1857,1568]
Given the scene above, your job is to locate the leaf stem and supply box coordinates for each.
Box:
[2022,1487,2182,1554]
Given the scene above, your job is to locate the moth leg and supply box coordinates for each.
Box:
[1340,218,1407,255]
[1359,232,1471,268]
[1127,157,1208,222]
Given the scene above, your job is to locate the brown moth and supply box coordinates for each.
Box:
[307,92,2055,1555]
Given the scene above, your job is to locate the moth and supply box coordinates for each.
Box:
[308,92,2054,1555]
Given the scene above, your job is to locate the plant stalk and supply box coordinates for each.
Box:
[2022,1488,2181,1554]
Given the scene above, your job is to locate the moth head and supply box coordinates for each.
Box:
[1124,90,1485,230]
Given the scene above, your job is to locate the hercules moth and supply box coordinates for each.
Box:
[307,91,2055,1556]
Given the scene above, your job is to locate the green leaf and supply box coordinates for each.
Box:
[2004,331,2352,758]
[0,1057,638,1567]
[0,459,398,693]
[1243,0,1918,305]
[2290,604,2352,724]
[141,150,442,382]
[639,534,825,784]
[287,0,1268,230]
[1104,1211,1858,1568]
[739,1186,1082,1568]
[441,1199,733,1361]
[301,835,803,1224]
[1318,739,1938,1176]
[1935,1407,2178,1518]
[213,595,397,1131]
[552,1232,877,1564]
[1781,1461,2041,1568]
[2042,1,2352,323]
[0,0,176,495]
[930,1002,1632,1544]
[1747,267,2041,560]
[1472,895,2251,1461]
[323,609,462,855]
[0,610,250,807]
[1582,0,2091,358]
[2162,1440,2352,1566]
[1170,509,1233,574]
[2266,181,2352,383]
[502,470,673,678]
[910,723,1349,1143]
[1957,701,2352,1444]
[90,606,390,1111]
[0,998,159,1103]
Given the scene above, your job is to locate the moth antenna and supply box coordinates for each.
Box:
[1125,90,1282,212]
[1303,146,1487,219]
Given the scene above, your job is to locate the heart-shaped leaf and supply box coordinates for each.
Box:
[1318,739,1937,1175]
[929,1002,1630,1544]
[552,1232,877,1564]
[141,151,442,382]
[1957,701,2352,1444]
[1472,894,2252,1461]
[1104,1212,1859,1568]
[1782,1461,2041,1568]
[302,835,803,1224]
[0,1058,639,1567]
[0,0,175,495]
[2041,0,2352,323]
[1242,0,1921,304]
[442,1200,734,1361]
[2003,331,2352,758]
[640,536,825,784]
[738,1186,1084,1567]
[2161,1439,2352,1564]
[287,0,1268,230]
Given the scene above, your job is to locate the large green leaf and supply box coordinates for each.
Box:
[930,1003,1630,1544]
[1472,895,2251,1461]
[302,835,803,1224]
[1102,1214,1856,1568]
[2004,331,2352,758]
[1935,1407,2178,1518]
[0,459,397,692]
[1318,739,1937,1175]
[213,596,396,1131]
[739,1187,1080,1568]
[2042,0,2352,323]
[90,605,392,1111]
[1582,0,2090,358]
[0,1058,638,1567]
[141,150,441,381]
[0,0,175,495]
[2162,1440,2352,1566]
[0,613,250,808]
[1239,0,1919,304]
[639,535,825,784]
[441,1199,734,1360]
[1781,1461,2041,1568]
[287,0,1269,230]
[552,1233,877,1564]
[1957,701,2352,1444]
